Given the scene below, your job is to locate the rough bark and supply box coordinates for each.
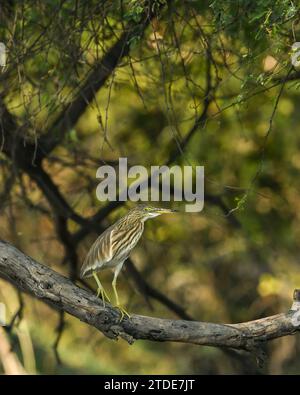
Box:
[0,239,299,352]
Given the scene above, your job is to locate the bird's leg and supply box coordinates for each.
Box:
[92,271,110,307]
[112,280,130,321]
[112,264,130,320]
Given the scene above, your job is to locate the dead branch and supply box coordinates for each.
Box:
[0,239,299,352]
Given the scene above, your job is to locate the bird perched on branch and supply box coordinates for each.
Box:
[80,204,177,320]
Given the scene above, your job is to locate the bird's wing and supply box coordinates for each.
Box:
[80,225,114,278]
[80,218,139,278]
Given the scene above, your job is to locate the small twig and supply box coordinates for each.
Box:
[6,290,24,332]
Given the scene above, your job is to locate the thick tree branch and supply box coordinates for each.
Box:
[0,239,299,351]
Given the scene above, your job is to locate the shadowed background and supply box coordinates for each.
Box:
[0,0,300,374]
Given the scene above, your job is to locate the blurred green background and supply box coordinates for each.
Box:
[1,0,300,374]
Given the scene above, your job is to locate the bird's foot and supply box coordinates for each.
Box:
[96,287,111,307]
[114,304,130,321]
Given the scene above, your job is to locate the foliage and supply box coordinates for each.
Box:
[1,0,300,374]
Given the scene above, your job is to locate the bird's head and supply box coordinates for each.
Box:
[128,204,177,221]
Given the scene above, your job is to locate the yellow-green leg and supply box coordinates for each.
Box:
[112,264,130,320]
[92,271,110,307]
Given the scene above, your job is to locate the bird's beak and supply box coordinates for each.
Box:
[157,208,178,214]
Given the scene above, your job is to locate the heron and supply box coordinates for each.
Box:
[80,204,177,319]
